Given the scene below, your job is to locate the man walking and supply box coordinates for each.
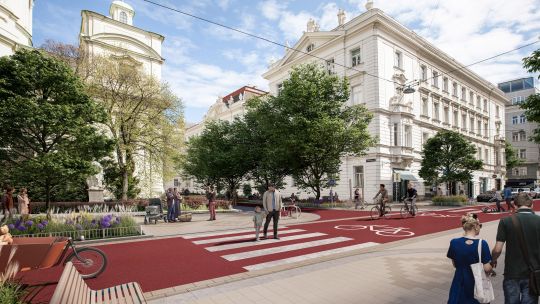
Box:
[492,193,540,304]
[166,188,176,222]
[504,185,516,213]
[263,184,282,240]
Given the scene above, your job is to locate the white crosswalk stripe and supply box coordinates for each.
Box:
[192,229,305,245]
[243,242,379,271]
[205,232,327,252]
[183,227,288,239]
[221,237,353,261]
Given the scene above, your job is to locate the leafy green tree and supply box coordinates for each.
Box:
[504,140,522,169]
[419,130,483,195]
[182,120,252,202]
[270,63,374,199]
[0,50,113,209]
[521,48,540,143]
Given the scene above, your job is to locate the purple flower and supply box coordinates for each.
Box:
[25,220,34,227]
[37,223,45,230]
[91,219,96,224]
[15,219,21,226]
[66,220,74,225]
[17,226,27,231]
[8,224,15,230]
[115,217,121,222]
[101,221,111,228]
[41,220,49,226]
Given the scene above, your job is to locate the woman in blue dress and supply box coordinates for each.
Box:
[447,213,494,304]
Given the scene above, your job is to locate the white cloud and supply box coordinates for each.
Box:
[278,11,316,41]
[222,49,260,69]
[162,36,197,65]
[260,0,287,20]
[216,0,231,10]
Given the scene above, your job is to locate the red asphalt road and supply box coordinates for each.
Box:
[24,202,540,302]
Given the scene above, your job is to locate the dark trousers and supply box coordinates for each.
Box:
[263,210,279,237]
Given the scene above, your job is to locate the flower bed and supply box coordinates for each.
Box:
[180,197,231,211]
[5,213,140,240]
[432,195,468,206]
[29,200,150,213]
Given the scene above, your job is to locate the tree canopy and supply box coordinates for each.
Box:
[504,140,522,169]
[419,130,483,194]
[0,49,113,207]
[520,48,540,143]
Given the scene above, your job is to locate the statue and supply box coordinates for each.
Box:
[338,9,346,26]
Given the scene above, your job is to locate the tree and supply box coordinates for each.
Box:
[182,120,252,203]
[86,57,183,200]
[504,140,522,169]
[520,48,540,143]
[269,63,374,199]
[419,130,483,195]
[0,50,113,209]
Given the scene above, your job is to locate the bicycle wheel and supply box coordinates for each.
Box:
[400,205,410,219]
[290,207,301,219]
[383,205,392,219]
[65,247,107,279]
[411,205,418,217]
[370,206,380,220]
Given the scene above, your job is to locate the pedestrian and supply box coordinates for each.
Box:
[490,188,504,212]
[329,189,333,202]
[17,188,30,218]
[253,206,265,241]
[491,193,540,303]
[173,187,182,219]
[503,185,516,213]
[262,184,282,240]
[206,185,216,221]
[2,187,14,219]
[354,188,363,210]
[447,213,494,304]
[165,188,176,222]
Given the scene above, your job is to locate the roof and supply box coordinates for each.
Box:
[221,86,268,103]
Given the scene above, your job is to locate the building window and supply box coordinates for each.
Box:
[496,105,500,117]
[477,96,481,108]
[326,58,335,74]
[443,77,449,91]
[470,117,475,132]
[351,85,362,105]
[469,92,474,104]
[306,43,315,52]
[422,132,429,145]
[512,96,524,105]
[519,149,526,159]
[512,132,519,141]
[422,98,429,116]
[484,123,488,137]
[520,167,527,176]
[173,178,179,187]
[483,99,487,111]
[393,123,399,146]
[462,114,467,129]
[519,131,527,141]
[478,146,481,159]
[351,49,361,67]
[433,102,440,120]
[452,82,458,97]
[461,87,466,101]
[444,107,449,124]
[512,116,518,124]
[420,65,427,81]
[394,51,402,69]
[119,11,128,23]
[484,149,489,163]
[404,125,412,147]
[432,71,439,88]
[513,168,520,176]
[353,166,364,188]
[519,114,526,124]
[496,150,500,165]
[477,121,481,135]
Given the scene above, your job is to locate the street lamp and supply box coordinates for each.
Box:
[402,86,415,94]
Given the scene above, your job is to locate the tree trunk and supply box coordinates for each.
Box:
[122,167,129,201]
[315,187,321,200]
[45,180,52,219]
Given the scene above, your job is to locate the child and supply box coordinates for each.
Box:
[253,206,265,241]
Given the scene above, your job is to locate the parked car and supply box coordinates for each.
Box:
[531,187,540,198]
[477,191,496,202]
[511,188,535,199]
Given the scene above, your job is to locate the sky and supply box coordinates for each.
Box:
[33,0,540,123]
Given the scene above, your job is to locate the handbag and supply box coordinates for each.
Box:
[511,215,540,296]
[471,238,495,303]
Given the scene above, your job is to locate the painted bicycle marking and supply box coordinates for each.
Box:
[334,224,415,237]
[417,212,461,218]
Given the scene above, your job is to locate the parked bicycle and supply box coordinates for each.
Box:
[400,197,418,219]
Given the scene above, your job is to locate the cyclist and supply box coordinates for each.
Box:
[402,183,418,216]
[373,184,389,216]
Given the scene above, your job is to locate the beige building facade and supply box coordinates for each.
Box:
[0,0,33,57]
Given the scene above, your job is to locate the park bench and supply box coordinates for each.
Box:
[50,262,146,304]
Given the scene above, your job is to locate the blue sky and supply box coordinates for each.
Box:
[33,0,540,123]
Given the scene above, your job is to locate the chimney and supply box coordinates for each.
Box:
[337,9,346,26]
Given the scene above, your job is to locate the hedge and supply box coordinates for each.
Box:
[432,195,468,206]
[29,200,149,213]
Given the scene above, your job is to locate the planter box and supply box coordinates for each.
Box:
[179,213,192,222]
[432,201,466,207]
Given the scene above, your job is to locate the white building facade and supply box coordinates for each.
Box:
[0,0,33,57]
[80,1,165,198]
[263,4,507,201]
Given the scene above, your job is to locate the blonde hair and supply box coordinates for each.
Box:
[461,213,480,231]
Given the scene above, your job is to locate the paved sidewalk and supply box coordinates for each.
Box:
[149,219,508,304]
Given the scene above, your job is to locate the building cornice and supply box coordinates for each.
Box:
[81,10,164,41]
[81,37,164,63]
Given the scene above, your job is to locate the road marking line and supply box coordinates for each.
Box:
[221,237,352,261]
[206,232,327,252]
[448,208,477,213]
[192,229,305,245]
[243,242,380,271]
[183,227,289,239]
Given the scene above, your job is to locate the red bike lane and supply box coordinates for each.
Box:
[25,203,539,302]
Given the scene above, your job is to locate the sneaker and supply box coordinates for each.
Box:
[255,238,259,242]
[262,234,267,239]
[274,236,280,240]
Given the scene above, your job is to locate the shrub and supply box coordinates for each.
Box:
[432,195,468,206]
[29,200,149,214]
[215,200,231,210]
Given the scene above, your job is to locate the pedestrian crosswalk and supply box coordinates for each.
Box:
[182,227,379,271]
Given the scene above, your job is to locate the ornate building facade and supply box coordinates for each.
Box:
[263,2,507,201]
[0,0,33,56]
[80,1,165,198]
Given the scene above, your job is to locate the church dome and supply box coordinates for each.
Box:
[110,0,134,13]
[109,1,135,25]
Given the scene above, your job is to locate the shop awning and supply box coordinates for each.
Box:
[395,170,418,181]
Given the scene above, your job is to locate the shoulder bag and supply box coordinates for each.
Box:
[471,238,495,303]
[511,215,540,296]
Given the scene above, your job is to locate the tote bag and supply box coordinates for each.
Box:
[471,239,495,303]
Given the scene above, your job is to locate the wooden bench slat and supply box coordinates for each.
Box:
[63,264,81,304]
[50,262,76,304]
[122,285,134,304]
[131,282,146,304]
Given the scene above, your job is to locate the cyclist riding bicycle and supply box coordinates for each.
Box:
[373,184,389,216]
[402,183,417,215]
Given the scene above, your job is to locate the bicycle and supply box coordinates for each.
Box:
[64,237,108,279]
[400,197,418,219]
[370,199,391,220]
[334,224,414,237]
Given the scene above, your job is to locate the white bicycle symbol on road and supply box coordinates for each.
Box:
[334,224,415,237]
[417,212,461,218]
